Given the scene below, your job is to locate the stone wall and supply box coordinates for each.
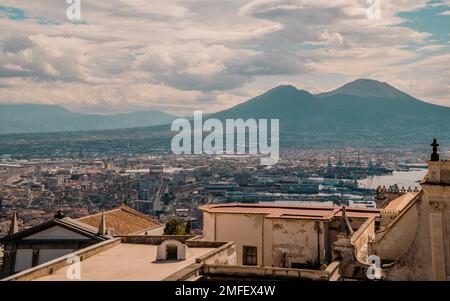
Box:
[196,242,236,265]
[351,217,375,263]
[201,264,332,281]
[119,235,196,245]
[370,200,420,262]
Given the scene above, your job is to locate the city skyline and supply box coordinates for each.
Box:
[0,0,449,115]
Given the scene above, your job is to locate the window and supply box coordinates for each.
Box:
[243,246,257,266]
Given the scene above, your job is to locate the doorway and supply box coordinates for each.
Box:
[166,245,178,260]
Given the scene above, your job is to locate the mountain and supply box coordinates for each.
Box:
[0,104,177,134]
[211,79,450,146]
[316,78,414,99]
[1,79,450,151]
[213,85,316,121]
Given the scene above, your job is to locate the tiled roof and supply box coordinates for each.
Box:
[77,205,162,236]
[198,203,381,221]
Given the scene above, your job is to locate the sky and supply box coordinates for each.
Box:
[0,0,449,115]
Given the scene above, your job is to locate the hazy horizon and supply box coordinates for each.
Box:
[1,78,450,116]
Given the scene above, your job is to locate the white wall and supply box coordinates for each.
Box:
[203,212,215,241]
[214,214,264,266]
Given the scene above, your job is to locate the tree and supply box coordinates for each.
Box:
[164,219,186,235]
[185,220,192,234]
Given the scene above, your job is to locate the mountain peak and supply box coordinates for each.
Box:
[317,78,413,99]
[270,84,298,92]
[266,84,315,98]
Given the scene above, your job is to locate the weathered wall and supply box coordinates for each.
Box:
[214,214,264,266]
[380,161,450,281]
[202,264,329,281]
[351,217,375,263]
[120,235,195,245]
[198,242,236,265]
[370,202,419,262]
[421,180,450,280]
[202,212,215,241]
[381,200,432,280]
[270,219,322,268]
[205,213,327,268]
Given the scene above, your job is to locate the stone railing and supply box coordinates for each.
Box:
[201,264,335,281]
[2,238,121,281]
[119,235,196,245]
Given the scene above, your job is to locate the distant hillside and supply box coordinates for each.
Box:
[1,79,449,155]
[0,104,177,134]
[211,79,450,146]
[316,78,414,99]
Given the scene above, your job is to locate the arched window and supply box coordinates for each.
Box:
[156,239,191,261]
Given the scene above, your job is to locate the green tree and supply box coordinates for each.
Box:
[185,220,192,234]
[164,219,186,235]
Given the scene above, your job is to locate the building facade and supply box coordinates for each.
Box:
[200,204,380,269]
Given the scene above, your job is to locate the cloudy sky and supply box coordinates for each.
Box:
[0,0,449,115]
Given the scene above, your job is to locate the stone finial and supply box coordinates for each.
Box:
[98,212,107,235]
[338,206,354,237]
[431,138,440,161]
[54,210,65,219]
[9,212,19,235]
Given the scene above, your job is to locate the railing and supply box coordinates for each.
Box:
[2,238,121,281]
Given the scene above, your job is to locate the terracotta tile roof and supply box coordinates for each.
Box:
[198,203,381,221]
[77,205,162,236]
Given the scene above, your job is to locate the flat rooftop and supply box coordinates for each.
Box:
[34,243,214,281]
[199,203,381,221]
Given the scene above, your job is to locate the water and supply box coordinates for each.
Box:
[358,169,428,189]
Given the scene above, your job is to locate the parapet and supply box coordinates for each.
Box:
[423,160,450,185]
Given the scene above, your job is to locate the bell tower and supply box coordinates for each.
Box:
[421,139,450,280]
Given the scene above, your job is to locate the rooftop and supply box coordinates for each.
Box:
[77,205,161,235]
[34,243,214,281]
[383,192,420,213]
[198,203,381,221]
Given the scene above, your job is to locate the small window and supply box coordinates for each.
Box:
[243,246,257,266]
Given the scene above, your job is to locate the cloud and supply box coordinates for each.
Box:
[0,0,448,114]
[136,42,305,91]
[0,34,94,82]
[2,35,32,52]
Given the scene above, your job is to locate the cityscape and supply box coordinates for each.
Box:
[0,146,430,238]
